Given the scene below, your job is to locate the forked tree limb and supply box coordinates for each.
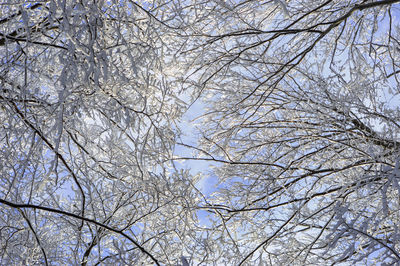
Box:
[0,198,160,266]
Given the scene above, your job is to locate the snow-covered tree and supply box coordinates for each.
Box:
[0,1,193,265]
[172,0,400,264]
[1,0,400,265]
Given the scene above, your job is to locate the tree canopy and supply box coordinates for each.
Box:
[0,0,400,265]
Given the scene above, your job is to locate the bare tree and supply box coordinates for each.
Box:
[0,1,193,265]
[172,0,400,264]
[1,0,400,265]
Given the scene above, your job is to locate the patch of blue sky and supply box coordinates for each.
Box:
[173,96,220,196]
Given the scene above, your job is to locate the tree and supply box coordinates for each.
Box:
[0,1,193,265]
[0,0,400,265]
[171,0,400,264]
